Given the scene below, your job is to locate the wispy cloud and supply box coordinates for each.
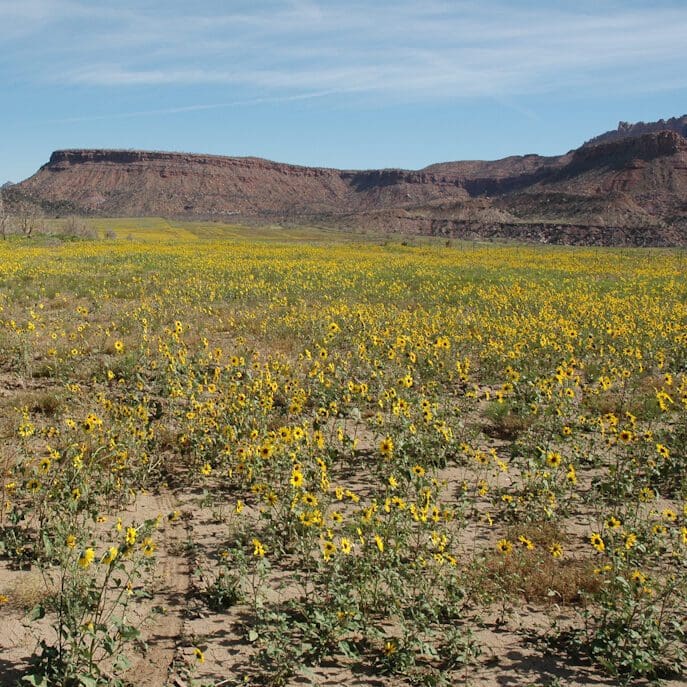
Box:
[3,0,687,102]
[49,89,348,123]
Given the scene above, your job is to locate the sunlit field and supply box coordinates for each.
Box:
[1,228,686,687]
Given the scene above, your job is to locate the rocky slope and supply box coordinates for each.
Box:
[14,118,687,246]
[583,114,687,148]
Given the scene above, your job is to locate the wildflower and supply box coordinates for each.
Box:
[101,546,119,565]
[290,469,304,488]
[496,538,513,555]
[630,570,647,586]
[518,535,535,550]
[639,487,655,502]
[66,534,77,549]
[258,443,273,459]
[113,340,125,353]
[374,534,384,553]
[141,538,156,556]
[590,533,605,552]
[200,462,212,476]
[322,540,336,561]
[78,548,95,569]
[662,508,677,522]
[549,543,563,558]
[546,451,562,468]
[252,538,266,558]
[340,537,353,554]
[379,437,394,458]
[412,464,426,478]
[193,647,205,663]
[125,527,137,546]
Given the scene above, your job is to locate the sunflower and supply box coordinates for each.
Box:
[251,538,266,558]
[496,539,513,555]
[78,548,95,569]
[322,540,336,561]
[590,532,605,553]
[379,437,394,458]
[141,538,156,557]
[546,451,562,468]
[549,543,563,558]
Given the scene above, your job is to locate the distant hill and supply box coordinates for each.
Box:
[14,116,687,246]
[583,114,687,148]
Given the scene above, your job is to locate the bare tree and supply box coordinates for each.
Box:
[0,189,9,240]
[16,198,40,238]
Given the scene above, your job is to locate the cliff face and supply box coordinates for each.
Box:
[583,115,687,147]
[15,124,687,246]
[25,150,478,216]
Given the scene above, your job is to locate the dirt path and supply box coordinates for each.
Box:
[124,491,192,687]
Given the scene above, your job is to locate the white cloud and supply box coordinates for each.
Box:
[3,1,687,99]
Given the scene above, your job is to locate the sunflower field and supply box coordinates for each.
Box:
[1,233,686,686]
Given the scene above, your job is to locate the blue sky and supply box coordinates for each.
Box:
[2,0,686,182]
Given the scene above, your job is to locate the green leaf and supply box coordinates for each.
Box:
[114,654,132,671]
[28,604,45,621]
[248,629,259,642]
[338,640,359,659]
[79,676,98,687]
[118,624,141,641]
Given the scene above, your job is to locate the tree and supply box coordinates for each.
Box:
[16,198,41,238]
[0,189,9,240]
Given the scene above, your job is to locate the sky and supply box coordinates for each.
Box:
[2,0,686,182]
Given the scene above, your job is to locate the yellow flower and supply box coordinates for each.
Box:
[66,534,77,549]
[141,538,156,557]
[518,535,535,550]
[379,437,394,458]
[193,647,205,663]
[78,548,95,569]
[101,546,119,565]
[630,570,647,586]
[322,540,336,561]
[374,534,384,553]
[125,527,137,546]
[496,538,513,555]
[546,451,562,468]
[290,469,304,488]
[590,533,605,553]
[549,543,563,558]
[252,538,266,558]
